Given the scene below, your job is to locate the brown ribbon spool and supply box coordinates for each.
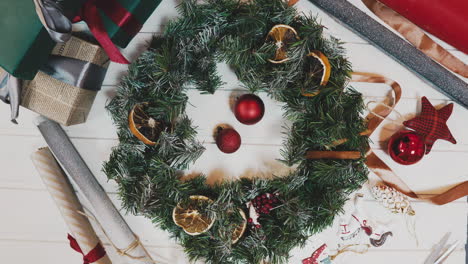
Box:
[307,72,468,205]
[362,0,468,78]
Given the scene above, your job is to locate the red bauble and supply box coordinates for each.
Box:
[388,130,426,165]
[216,128,241,154]
[403,96,456,154]
[234,94,265,125]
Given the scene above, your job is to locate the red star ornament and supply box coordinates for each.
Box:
[403,97,456,154]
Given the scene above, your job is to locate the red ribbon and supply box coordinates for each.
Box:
[302,244,327,264]
[68,234,107,264]
[73,0,143,64]
[94,0,142,37]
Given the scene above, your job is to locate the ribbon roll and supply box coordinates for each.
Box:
[0,70,21,124]
[33,0,73,43]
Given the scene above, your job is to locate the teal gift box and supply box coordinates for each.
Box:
[0,1,54,80]
[0,0,162,80]
[0,0,83,80]
[98,0,163,48]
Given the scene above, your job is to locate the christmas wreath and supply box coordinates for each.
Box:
[104,0,369,263]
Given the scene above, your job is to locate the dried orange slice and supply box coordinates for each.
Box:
[231,209,247,244]
[172,195,216,236]
[267,24,300,64]
[301,51,332,96]
[128,103,162,145]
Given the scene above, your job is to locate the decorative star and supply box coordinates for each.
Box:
[403,97,456,154]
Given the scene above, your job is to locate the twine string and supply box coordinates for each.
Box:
[405,213,419,247]
[76,210,160,264]
[330,244,370,260]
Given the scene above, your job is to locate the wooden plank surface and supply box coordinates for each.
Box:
[0,0,466,263]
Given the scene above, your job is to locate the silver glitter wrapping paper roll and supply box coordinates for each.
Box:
[36,117,154,264]
[307,0,468,109]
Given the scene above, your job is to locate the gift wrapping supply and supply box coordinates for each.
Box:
[21,36,108,126]
[31,147,112,264]
[0,0,83,79]
[378,0,468,54]
[36,117,155,264]
[307,0,468,109]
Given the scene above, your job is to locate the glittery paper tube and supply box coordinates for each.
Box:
[307,0,468,109]
[31,147,112,264]
[36,117,154,264]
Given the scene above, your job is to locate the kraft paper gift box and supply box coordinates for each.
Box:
[21,36,109,126]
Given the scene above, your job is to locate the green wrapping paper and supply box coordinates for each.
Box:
[0,0,161,79]
[0,0,84,80]
[100,0,163,48]
[0,1,54,80]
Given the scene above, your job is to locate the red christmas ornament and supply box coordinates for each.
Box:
[403,96,456,154]
[234,94,265,125]
[388,130,426,165]
[216,128,241,154]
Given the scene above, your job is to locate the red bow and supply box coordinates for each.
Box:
[73,0,143,64]
[68,234,107,264]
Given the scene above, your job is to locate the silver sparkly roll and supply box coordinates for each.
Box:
[36,117,154,264]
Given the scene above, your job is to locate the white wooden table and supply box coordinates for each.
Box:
[0,1,466,263]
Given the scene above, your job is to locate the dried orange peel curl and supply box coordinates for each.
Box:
[231,209,247,244]
[301,51,332,97]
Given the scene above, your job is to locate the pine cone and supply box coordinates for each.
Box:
[371,184,415,215]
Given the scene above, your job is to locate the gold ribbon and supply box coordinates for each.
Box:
[362,0,468,78]
[307,72,468,205]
